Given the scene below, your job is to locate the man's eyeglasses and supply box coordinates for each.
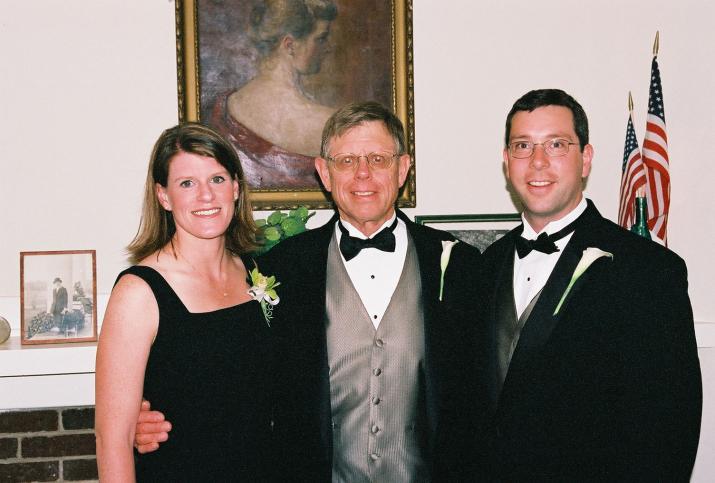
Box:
[326,152,398,172]
[507,138,579,159]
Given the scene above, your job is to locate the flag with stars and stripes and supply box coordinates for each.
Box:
[642,56,670,242]
[618,113,646,228]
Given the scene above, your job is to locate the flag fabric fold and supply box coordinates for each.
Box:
[642,56,670,242]
[618,113,646,229]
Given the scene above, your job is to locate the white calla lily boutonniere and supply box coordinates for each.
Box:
[247,263,280,326]
[439,240,459,301]
[553,247,613,316]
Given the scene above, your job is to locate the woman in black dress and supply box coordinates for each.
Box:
[95,123,276,481]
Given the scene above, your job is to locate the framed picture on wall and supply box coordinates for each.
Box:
[415,214,522,252]
[175,0,416,210]
[20,250,98,345]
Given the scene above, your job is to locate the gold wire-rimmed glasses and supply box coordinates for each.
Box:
[508,138,579,158]
[326,151,398,171]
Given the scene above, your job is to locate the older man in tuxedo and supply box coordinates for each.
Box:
[480,88,702,481]
[134,102,484,482]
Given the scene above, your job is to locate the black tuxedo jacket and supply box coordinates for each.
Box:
[259,210,484,482]
[479,200,702,482]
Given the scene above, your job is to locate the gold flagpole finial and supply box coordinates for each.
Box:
[628,91,634,112]
[653,31,660,56]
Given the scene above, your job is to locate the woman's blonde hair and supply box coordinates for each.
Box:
[127,123,256,264]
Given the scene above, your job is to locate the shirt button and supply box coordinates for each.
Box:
[370,453,380,461]
[372,396,381,405]
[373,368,382,376]
[375,338,384,348]
[371,424,380,434]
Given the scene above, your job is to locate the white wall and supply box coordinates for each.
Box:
[0,0,713,478]
[0,0,178,300]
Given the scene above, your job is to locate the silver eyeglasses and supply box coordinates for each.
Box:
[507,138,579,158]
[326,151,398,171]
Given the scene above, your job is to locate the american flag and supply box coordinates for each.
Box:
[642,56,670,242]
[618,112,646,228]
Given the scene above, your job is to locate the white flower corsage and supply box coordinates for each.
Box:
[247,263,280,326]
[439,240,459,301]
[553,247,613,315]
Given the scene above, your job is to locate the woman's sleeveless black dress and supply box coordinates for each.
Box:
[117,266,273,482]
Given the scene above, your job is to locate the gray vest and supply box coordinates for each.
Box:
[325,232,429,483]
[495,252,542,396]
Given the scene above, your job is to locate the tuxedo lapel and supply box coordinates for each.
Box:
[400,212,441,437]
[501,202,607,398]
[506,235,582,371]
[298,214,339,467]
[486,231,519,410]
[401,210,460,453]
[401,211,441,307]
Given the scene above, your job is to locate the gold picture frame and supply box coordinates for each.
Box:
[175,0,416,210]
[20,250,98,345]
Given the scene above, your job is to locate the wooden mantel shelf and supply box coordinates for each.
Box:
[0,336,97,410]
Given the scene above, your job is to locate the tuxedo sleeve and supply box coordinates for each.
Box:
[615,254,702,480]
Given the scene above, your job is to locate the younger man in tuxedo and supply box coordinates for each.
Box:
[481,88,702,481]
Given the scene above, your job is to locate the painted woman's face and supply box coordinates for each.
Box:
[292,20,332,75]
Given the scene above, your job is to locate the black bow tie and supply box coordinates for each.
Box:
[515,217,581,259]
[338,219,397,261]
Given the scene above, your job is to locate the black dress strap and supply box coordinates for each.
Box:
[115,266,187,315]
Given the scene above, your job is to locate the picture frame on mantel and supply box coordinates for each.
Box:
[20,250,98,345]
[415,214,522,252]
[175,0,416,210]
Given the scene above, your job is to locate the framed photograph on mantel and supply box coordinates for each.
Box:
[175,0,416,210]
[415,214,522,252]
[20,250,97,345]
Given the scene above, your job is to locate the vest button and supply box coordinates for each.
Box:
[371,424,380,434]
[371,396,381,405]
[373,368,382,376]
[375,338,385,348]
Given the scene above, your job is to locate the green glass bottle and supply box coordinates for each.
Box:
[630,196,651,240]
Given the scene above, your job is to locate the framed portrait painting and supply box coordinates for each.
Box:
[415,214,522,252]
[175,0,416,209]
[20,250,98,345]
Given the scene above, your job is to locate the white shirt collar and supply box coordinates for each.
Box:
[521,197,587,239]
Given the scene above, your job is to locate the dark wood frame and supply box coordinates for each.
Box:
[20,250,98,345]
[415,213,521,251]
[175,0,416,210]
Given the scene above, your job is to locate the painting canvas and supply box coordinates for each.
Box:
[176,0,415,209]
[20,250,97,345]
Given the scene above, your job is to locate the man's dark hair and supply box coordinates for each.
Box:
[504,89,589,151]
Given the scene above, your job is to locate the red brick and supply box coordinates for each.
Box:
[63,458,98,481]
[21,433,95,458]
[0,438,17,459]
[0,461,59,482]
[61,407,95,430]
[0,410,58,433]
